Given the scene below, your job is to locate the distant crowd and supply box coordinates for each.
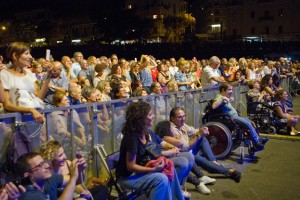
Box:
[0,41,300,200]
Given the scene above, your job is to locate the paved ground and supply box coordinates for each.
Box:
[188,95,300,200]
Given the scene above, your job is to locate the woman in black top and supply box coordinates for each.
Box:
[116,102,184,200]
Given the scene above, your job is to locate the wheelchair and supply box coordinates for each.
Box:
[201,100,256,162]
[246,94,289,134]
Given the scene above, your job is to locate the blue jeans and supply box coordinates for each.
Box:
[192,137,230,176]
[231,114,259,143]
[118,171,184,200]
[170,151,194,185]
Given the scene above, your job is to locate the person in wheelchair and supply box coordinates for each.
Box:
[247,80,270,111]
[212,83,265,151]
[160,107,243,183]
[273,89,300,136]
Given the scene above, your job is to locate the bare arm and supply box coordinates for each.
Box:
[211,76,226,83]
[59,159,80,200]
[0,79,4,103]
[188,127,209,150]
[274,106,287,119]
[36,62,53,99]
[3,90,44,123]
[163,136,184,149]
[263,87,276,97]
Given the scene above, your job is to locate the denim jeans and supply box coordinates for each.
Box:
[118,171,184,200]
[192,137,230,176]
[231,114,260,143]
[170,151,194,185]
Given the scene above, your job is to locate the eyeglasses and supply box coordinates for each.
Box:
[176,115,186,119]
[29,160,50,172]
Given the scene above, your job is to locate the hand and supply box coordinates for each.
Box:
[154,160,165,172]
[77,156,87,171]
[5,182,26,200]
[45,61,53,78]
[172,148,180,157]
[81,136,87,146]
[198,126,209,136]
[0,189,8,200]
[75,137,85,147]
[30,108,44,123]
[70,159,80,180]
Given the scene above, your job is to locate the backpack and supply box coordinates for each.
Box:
[2,130,33,173]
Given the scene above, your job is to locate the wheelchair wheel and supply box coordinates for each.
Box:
[204,122,233,159]
[268,126,277,134]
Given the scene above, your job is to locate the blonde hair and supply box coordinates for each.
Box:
[40,140,62,162]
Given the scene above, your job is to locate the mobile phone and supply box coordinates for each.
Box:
[12,176,33,186]
[76,153,82,159]
[45,49,51,61]
[0,176,33,188]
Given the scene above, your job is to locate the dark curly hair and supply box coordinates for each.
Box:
[261,74,272,91]
[122,101,151,137]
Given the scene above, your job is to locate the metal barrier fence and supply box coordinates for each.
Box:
[0,78,291,177]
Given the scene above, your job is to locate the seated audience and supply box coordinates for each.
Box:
[6,152,83,200]
[40,140,108,199]
[161,107,242,183]
[50,91,86,148]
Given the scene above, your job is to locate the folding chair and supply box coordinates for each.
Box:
[95,144,142,200]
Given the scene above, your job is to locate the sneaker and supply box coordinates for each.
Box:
[181,189,192,198]
[195,182,211,195]
[199,176,216,185]
[230,170,243,183]
[255,143,264,151]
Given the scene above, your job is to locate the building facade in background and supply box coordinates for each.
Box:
[191,0,300,41]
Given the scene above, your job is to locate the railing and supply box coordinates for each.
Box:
[0,78,292,176]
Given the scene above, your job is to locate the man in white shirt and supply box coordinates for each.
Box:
[201,56,226,88]
[71,52,84,79]
[262,60,275,77]
[169,58,179,79]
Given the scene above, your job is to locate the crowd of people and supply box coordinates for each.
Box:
[0,41,300,199]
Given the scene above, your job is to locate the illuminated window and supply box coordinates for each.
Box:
[35,38,46,42]
[128,4,132,9]
[153,15,158,19]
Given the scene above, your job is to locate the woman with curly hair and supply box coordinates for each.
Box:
[40,140,108,199]
[260,74,278,98]
[116,101,187,199]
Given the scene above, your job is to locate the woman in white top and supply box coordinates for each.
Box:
[246,61,258,81]
[0,42,52,123]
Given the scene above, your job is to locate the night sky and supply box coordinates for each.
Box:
[0,0,114,20]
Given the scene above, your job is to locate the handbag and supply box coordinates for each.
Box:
[139,140,163,166]
[15,89,44,109]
